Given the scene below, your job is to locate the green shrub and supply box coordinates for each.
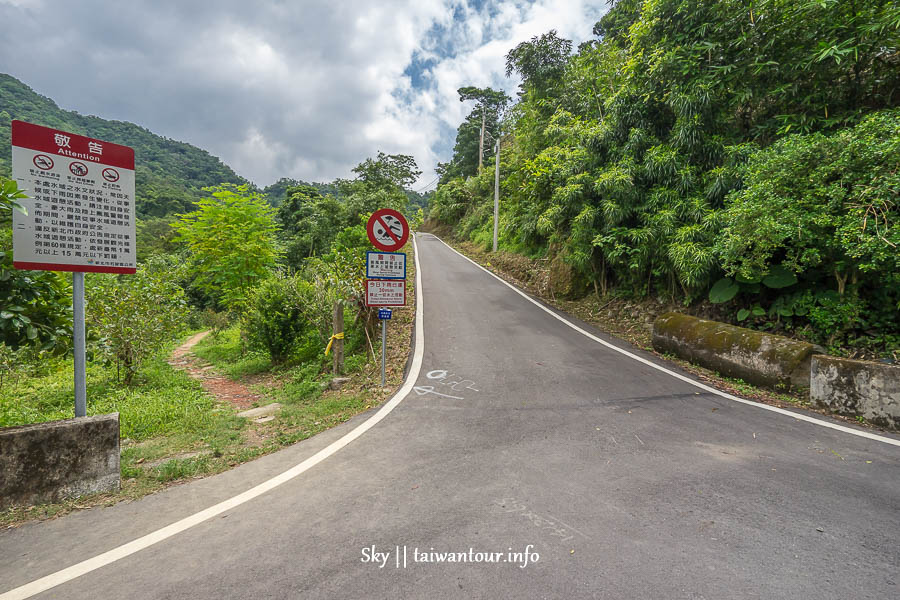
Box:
[717,110,900,287]
[87,258,188,384]
[1,186,73,353]
[715,110,900,351]
[243,273,318,363]
[200,308,231,340]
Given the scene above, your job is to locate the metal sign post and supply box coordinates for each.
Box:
[73,272,86,417]
[378,308,391,387]
[381,319,387,387]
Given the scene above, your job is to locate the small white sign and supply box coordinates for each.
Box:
[366,251,406,280]
[365,279,406,307]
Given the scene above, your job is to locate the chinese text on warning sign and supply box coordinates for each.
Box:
[11,120,136,274]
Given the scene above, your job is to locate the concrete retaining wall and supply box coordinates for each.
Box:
[811,356,900,430]
[0,413,120,510]
[652,313,824,390]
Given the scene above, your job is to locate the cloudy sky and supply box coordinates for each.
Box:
[1,0,606,190]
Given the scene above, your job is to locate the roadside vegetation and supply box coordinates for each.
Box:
[429,0,900,360]
[1,149,420,525]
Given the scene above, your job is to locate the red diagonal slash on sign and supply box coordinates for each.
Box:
[367,208,409,251]
[376,216,402,245]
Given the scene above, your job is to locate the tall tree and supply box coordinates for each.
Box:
[457,86,511,173]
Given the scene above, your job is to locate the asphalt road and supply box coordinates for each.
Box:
[2,233,899,599]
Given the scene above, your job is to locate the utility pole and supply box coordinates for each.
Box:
[493,138,500,252]
[478,106,486,173]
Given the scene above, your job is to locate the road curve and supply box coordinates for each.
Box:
[2,232,899,599]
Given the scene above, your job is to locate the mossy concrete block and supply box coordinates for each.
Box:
[810,355,900,430]
[548,254,578,298]
[0,414,120,510]
[652,312,823,390]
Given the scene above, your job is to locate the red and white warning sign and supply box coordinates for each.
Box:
[11,120,136,274]
[365,279,406,307]
[366,208,409,252]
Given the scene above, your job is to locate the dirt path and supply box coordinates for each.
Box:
[167,331,261,411]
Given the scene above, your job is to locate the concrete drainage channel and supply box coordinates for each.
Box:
[652,312,900,430]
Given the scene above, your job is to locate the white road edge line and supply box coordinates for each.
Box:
[428,234,900,448]
[1,237,426,600]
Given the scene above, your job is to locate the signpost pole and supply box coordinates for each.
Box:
[493,139,500,252]
[381,319,387,388]
[73,272,86,418]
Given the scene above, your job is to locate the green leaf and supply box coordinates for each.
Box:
[762,265,797,289]
[752,305,766,317]
[736,308,751,321]
[26,325,38,340]
[709,277,739,303]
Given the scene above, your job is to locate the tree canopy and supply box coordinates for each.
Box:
[172,184,281,311]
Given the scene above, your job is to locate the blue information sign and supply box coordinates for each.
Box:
[378,308,392,320]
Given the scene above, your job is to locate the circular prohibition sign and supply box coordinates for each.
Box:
[69,161,89,177]
[33,154,54,170]
[366,208,410,252]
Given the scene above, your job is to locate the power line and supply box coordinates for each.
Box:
[413,176,439,193]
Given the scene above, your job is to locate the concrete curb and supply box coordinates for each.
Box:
[811,355,900,430]
[652,312,824,390]
[0,414,120,510]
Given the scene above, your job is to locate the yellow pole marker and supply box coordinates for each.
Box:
[324,332,344,356]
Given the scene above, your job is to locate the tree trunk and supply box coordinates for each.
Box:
[332,301,344,375]
[835,269,848,296]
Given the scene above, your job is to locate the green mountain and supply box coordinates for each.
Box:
[0,73,245,218]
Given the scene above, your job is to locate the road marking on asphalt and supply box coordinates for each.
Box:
[427,234,900,449]
[413,385,464,400]
[0,240,426,600]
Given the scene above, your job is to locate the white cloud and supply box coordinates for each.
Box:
[0,0,605,190]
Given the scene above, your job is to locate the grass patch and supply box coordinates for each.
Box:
[193,326,273,379]
[0,347,240,442]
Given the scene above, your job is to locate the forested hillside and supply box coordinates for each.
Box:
[430,0,900,357]
[0,73,245,218]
